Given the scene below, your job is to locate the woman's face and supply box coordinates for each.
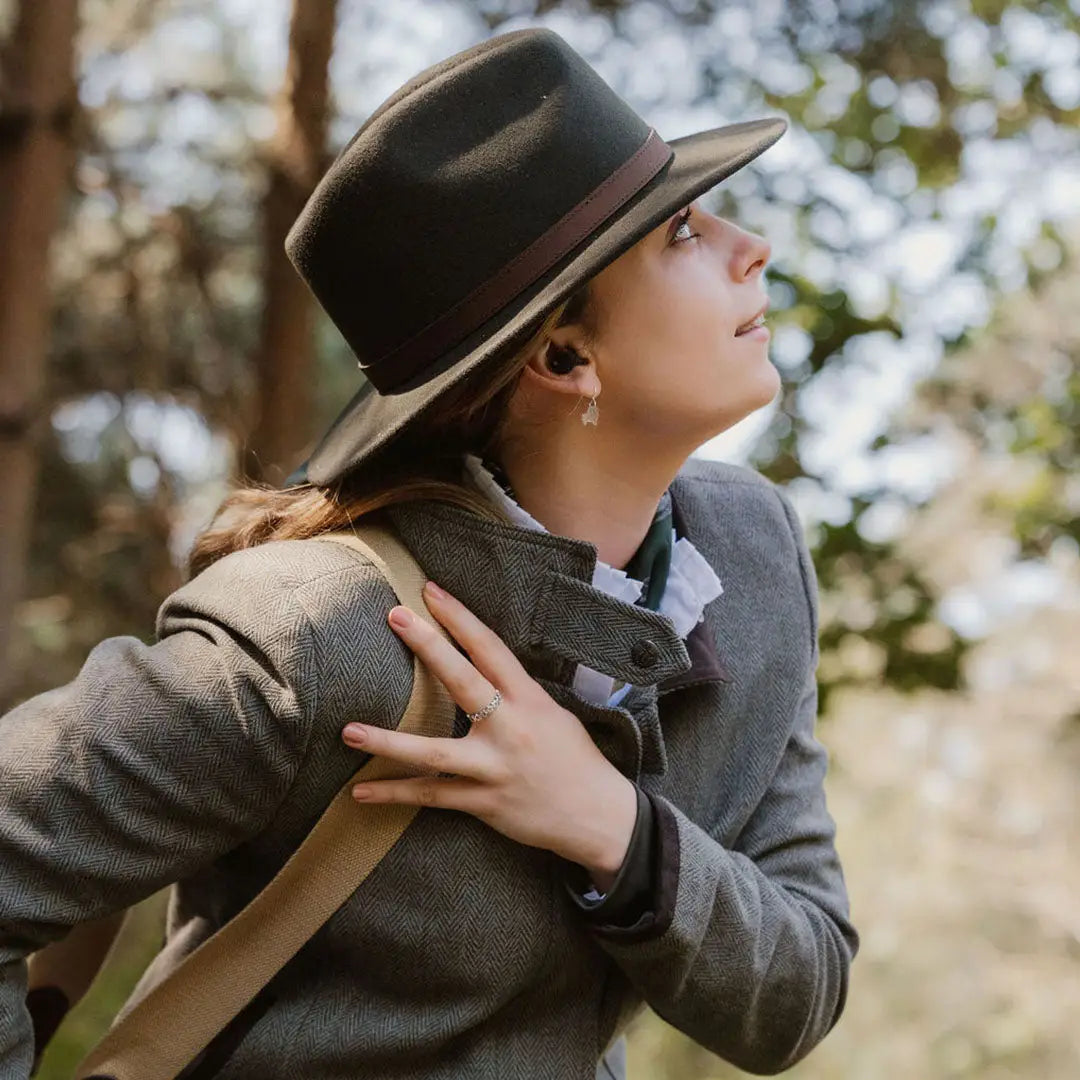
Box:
[582,199,779,447]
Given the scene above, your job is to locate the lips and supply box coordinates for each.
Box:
[734,300,770,336]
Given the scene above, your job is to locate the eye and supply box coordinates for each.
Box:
[670,206,700,245]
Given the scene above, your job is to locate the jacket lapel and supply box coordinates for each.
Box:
[384,499,691,686]
[383,480,729,782]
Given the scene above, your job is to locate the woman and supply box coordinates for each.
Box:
[3,27,859,1080]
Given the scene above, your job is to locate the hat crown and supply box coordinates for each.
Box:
[285,28,671,393]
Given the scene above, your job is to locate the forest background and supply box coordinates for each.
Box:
[2,0,1078,1077]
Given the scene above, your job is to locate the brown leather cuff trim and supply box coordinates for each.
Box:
[648,791,680,937]
[587,790,679,944]
[561,783,654,926]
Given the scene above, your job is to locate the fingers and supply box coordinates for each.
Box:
[414,580,528,697]
[351,775,494,815]
[342,722,502,783]
[389,601,495,716]
[343,580,533,817]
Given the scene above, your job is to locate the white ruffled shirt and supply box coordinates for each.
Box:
[462,453,724,707]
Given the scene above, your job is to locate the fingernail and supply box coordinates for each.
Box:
[343,723,366,743]
[352,785,371,800]
[389,607,412,628]
[424,581,446,600]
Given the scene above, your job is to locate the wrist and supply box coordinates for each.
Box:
[579,774,638,892]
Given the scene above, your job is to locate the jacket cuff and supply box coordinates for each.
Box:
[573,787,679,943]
[560,784,673,934]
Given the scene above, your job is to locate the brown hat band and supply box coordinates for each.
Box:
[361,126,674,392]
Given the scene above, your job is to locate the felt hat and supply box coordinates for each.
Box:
[283,26,786,487]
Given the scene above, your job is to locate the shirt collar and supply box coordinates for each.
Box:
[461,453,724,639]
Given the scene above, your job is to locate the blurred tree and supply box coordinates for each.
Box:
[243,0,340,485]
[0,0,80,703]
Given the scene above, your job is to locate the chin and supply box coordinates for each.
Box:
[752,357,782,402]
[720,354,782,408]
[712,379,779,435]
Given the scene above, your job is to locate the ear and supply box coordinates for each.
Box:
[519,331,600,399]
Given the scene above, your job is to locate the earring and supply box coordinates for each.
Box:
[581,392,599,426]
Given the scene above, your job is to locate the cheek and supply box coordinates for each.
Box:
[658,281,741,392]
[605,272,728,373]
[597,263,758,415]
[659,265,738,358]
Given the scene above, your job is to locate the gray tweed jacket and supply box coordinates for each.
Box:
[0,456,859,1079]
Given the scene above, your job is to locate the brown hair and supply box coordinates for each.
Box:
[186,282,597,579]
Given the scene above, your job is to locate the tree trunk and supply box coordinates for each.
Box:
[242,0,339,487]
[0,0,80,707]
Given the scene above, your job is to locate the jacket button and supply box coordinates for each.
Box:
[630,638,661,668]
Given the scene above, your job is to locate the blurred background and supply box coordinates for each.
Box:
[2,0,1078,1077]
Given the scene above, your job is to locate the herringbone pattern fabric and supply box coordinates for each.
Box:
[0,458,859,1079]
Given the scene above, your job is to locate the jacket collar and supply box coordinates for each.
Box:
[383,476,729,780]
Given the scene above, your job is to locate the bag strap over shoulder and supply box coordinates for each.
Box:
[76,521,458,1080]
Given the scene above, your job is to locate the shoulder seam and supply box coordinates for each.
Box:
[218,537,394,594]
[679,474,771,488]
[293,589,319,762]
[290,551,416,750]
[157,561,320,765]
[675,459,772,489]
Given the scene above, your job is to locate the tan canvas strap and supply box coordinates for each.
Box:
[76,522,457,1080]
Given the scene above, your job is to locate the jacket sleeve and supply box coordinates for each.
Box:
[0,549,318,1079]
[579,485,860,1076]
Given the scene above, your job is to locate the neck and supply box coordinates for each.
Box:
[494,435,687,571]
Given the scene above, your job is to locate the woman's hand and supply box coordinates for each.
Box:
[340,579,638,890]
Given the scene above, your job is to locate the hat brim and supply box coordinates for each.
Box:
[293,116,787,488]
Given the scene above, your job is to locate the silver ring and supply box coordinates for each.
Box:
[465,688,502,725]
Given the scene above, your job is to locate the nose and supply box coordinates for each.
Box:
[729,227,771,282]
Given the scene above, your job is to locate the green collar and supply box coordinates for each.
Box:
[622,488,673,613]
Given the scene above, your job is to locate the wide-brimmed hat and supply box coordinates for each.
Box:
[283,26,786,487]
